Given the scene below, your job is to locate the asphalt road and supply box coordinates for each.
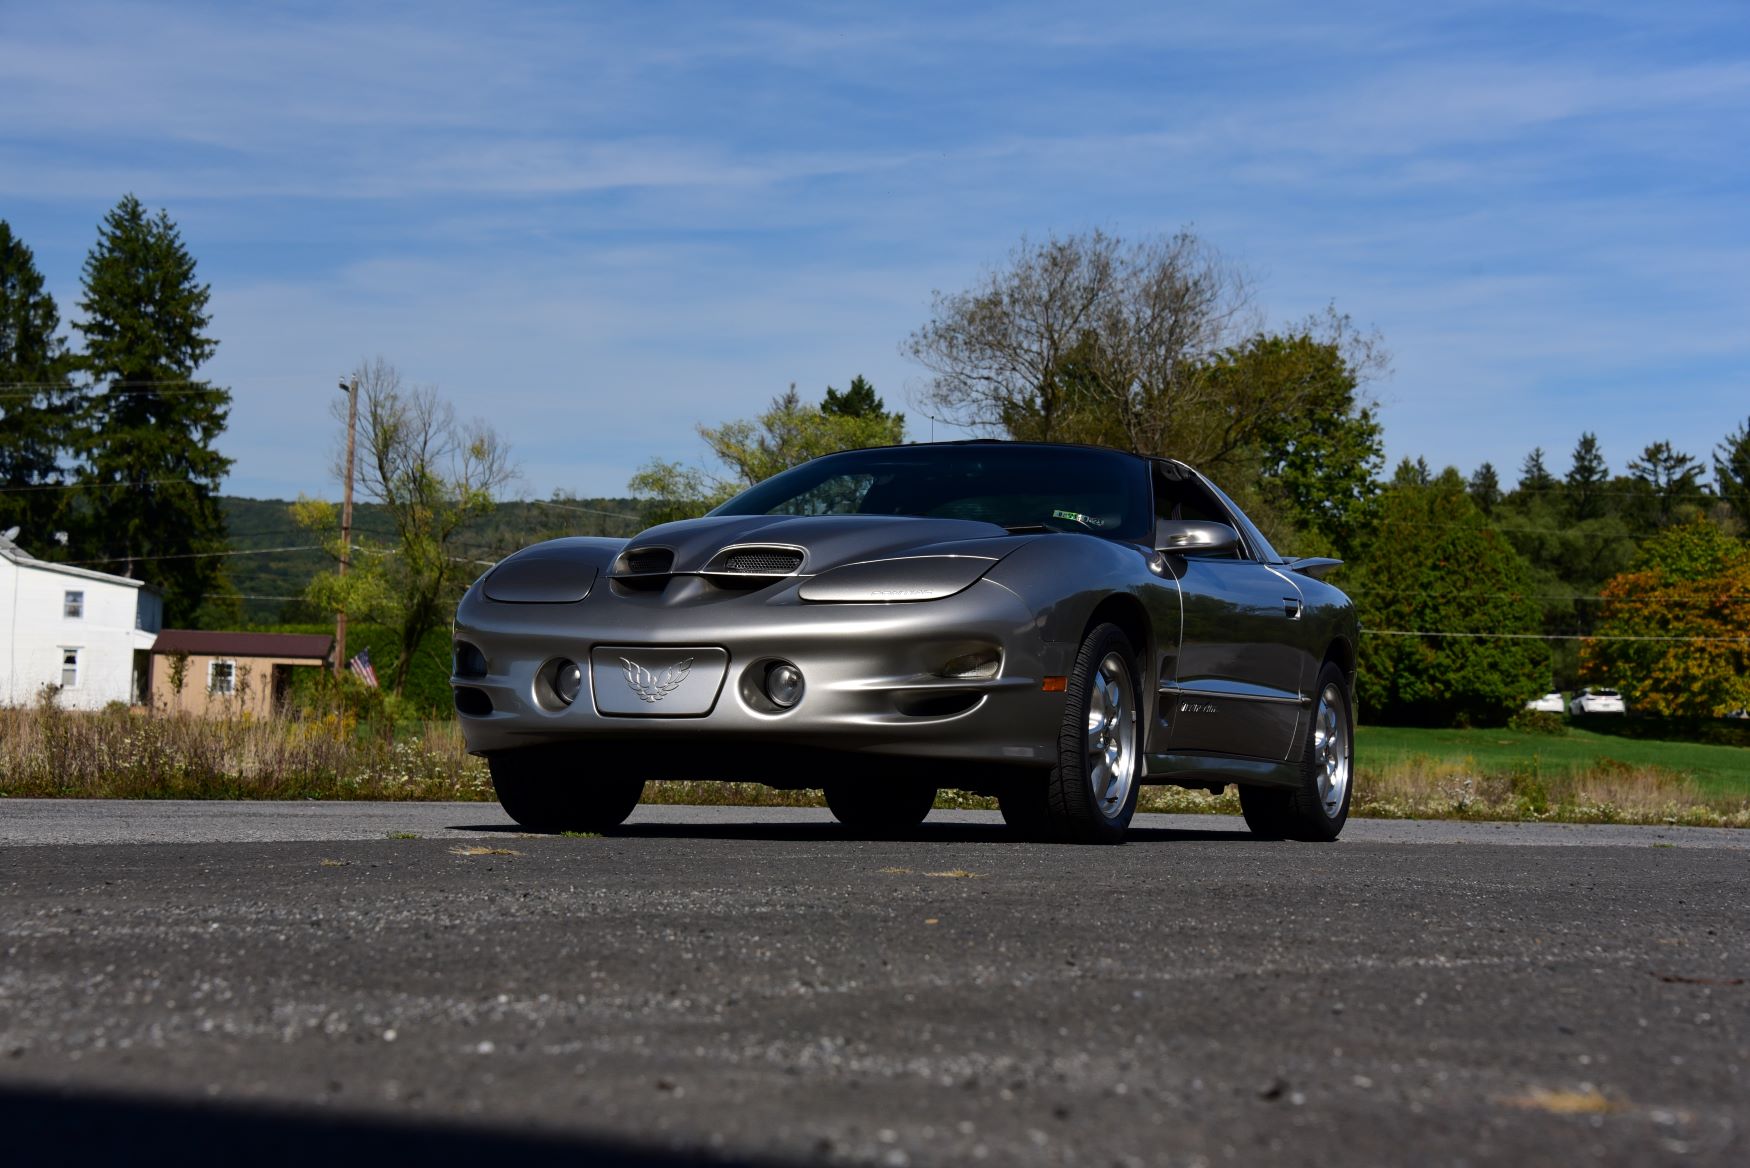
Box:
[1,802,1745,1167]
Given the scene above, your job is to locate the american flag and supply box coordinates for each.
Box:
[348,647,379,688]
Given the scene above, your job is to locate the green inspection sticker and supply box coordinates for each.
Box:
[1051,509,1104,527]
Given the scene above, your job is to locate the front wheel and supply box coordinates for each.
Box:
[1039,623,1143,844]
[488,748,645,833]
[1240,661,1352,842]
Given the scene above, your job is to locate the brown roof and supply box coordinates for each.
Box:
[152,629,334,661]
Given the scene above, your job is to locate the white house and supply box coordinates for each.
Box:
[0,532,162,709]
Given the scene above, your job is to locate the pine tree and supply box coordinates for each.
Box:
[1516,447,1556,495]
[1715,419,1750,536]
[1565,432,1609,522]
[1627,441,1705,527]
[1391,456,1431,487]
[73,195,232,623]
[1467,461,1501,514]
[821,375,901,426]
[0,221,77,545]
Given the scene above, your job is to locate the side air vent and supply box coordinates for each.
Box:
[616,547,674,576]
[708,545,805,576]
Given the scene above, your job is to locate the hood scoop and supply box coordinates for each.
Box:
[707,545,805,577]
[615,547,675,576]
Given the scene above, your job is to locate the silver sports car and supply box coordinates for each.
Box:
[452,442,1357,844]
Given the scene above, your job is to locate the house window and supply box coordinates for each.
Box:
[61,648,80,688]
[64,590,84,619]
[208,660,236,695]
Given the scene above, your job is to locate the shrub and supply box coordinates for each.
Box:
[1507,709,1568,736]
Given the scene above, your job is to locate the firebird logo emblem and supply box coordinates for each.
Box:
[620,657,693,703]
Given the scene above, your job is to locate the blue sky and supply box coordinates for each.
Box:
[4,0,1747,502]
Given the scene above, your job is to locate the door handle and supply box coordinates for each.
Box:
[1283,597,1303,619]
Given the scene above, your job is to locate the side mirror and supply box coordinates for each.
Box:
[1154,519,1240,555]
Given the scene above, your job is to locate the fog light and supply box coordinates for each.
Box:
[553,659,583,706]
[941,649,1000,679]
[765,662,804,708]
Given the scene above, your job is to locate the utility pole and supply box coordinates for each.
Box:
[335,374,359,677]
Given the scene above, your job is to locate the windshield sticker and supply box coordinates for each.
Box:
[1052,509,1105,528]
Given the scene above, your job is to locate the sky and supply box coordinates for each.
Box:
[3,0,1748,503]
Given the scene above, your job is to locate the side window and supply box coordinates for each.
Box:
[209,660,236,695]
[1153,464,1246,559]
[64,590,84,619]
[61,648,80,688]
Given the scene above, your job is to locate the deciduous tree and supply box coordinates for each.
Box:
[630,381,906,522]
[295,359,516,695]
[1584,519,1750,717]
[1351,469,1547,725]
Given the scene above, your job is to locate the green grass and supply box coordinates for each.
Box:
[1358,725,1750,798]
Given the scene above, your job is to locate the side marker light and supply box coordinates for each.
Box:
[1041,676,1067,692]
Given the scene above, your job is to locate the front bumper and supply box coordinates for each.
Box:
[451,575,1072,771]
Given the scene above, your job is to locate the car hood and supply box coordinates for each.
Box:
[621,513,1037,575]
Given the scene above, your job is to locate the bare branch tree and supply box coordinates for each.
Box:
[906,229,1265,464]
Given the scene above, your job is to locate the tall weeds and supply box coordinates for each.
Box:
[0,702,488,801]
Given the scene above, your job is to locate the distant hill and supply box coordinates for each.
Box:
[220,495,648,625]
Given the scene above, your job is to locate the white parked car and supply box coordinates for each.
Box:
[1524,692,1564,714]
[1570,688,1626,716]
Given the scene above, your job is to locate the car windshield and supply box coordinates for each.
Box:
[711,444,1152,541]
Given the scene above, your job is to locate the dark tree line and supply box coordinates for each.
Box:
[1349,427,1750,724]
[0,198,231,623]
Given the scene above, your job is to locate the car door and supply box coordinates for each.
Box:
[1153,463,1309,762]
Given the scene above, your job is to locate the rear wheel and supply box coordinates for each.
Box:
[1240,661,1352,842]
[823,779,937,836]
[488,748,644,833]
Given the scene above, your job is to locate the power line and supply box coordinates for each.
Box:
[0,478,220,493]
[0,385,231,401]
[534,499,644,521]
[1363,629,1750,645]
[64,545,321,566]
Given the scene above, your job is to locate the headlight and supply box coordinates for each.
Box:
[484,552,597,603]
[798,555,997,603]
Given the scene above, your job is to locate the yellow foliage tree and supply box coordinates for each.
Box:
[1583,519,1750,717]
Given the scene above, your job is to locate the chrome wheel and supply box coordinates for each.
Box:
[1084,651,1137,818]
[1312,682,1350,819]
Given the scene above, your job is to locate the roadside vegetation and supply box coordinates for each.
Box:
[4,700,1743,828]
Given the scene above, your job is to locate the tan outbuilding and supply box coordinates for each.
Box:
[149,630,333,717]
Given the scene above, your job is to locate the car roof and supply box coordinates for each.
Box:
[817,438,1156,462]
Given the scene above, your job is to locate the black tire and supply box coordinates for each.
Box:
[1240,660,1353,842]
[488,748,645,833]
[1041,623,1143,844]
[823,779,937,836]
